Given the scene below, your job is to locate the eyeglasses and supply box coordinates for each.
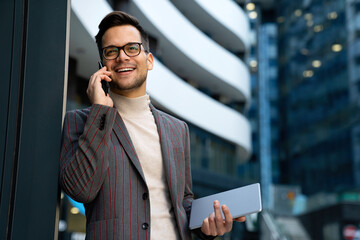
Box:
[102,42,145,60]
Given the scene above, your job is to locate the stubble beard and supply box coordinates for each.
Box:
[110,72,147,92]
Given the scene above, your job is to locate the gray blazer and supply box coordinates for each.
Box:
[59,104,195,239]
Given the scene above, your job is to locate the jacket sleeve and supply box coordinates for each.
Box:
[182,122,193,217]
[59,104,117,203]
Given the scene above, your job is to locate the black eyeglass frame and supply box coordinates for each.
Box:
[101,42,147,60]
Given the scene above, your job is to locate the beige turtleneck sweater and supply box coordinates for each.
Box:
[111,92,180,240]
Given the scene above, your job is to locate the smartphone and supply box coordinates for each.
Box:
[98,61,110,95]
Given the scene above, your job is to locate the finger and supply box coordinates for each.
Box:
[92,71,111,83]
[87,73,112,105]
[201,218,210,236]
[222,204,233,232]
[98,65,111,73]
[213,200,223,226]
[89,75,112,87]
[214,201,228,236]
[234,216,246,222]
[101,70,112,76]
[92,67,111,78]
[208,212,217,236]
[99,75,112,82]
[89,73,101,86]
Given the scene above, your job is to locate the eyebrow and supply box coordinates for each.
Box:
[102,42,141,49]
[102,45,118,49]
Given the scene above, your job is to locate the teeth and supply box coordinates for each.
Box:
[117,68,134,72]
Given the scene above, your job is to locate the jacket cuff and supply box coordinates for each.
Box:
[192,228,217,240]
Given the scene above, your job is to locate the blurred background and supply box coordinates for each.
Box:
[58,0,360,239]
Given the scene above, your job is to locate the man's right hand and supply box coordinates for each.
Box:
[86,66,113,107]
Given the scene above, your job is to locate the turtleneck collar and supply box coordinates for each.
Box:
[110,91,151,118]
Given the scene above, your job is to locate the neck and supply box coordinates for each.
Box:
[110,91,151,118]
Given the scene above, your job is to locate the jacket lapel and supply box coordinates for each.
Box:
[150,104,178,205]
[112,112,146,182]
[111,104,178,204]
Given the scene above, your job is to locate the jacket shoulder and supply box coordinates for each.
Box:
[65,106,91,124]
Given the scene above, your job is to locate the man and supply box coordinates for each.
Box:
[59,11,244,240]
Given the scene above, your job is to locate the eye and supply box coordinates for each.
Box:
[126,43,140,52]
[105,47,119,56]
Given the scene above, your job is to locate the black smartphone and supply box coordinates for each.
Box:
[98,61,110,95]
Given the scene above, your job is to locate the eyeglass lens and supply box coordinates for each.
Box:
[103,43,141,59]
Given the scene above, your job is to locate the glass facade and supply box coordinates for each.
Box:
[277,0,360,195]
[189,124,237,176]
[238,10,261,187]
[240,3,280,209]
[258,23,279,209]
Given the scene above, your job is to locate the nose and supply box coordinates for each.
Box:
[115,49,130,62]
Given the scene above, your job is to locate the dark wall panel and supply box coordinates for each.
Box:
[0,0,69,239]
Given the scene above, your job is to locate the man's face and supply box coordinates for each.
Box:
[102,25,153,98]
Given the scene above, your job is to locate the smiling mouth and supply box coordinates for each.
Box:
[116,68,135,73]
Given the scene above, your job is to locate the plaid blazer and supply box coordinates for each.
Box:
[59,104,195,240]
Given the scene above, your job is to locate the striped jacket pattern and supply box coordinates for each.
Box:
[59,104,197,240]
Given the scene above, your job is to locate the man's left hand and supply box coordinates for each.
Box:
[200,200,246,237]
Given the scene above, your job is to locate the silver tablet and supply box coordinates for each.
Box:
[189,183,262,230]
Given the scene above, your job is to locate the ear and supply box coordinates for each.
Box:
[146,52,154,70]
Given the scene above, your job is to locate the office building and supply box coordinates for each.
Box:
[277,0,360,195]
[274,0,360,239]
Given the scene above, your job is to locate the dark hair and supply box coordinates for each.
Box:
[95,11,149,59]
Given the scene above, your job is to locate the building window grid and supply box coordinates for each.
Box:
[188,125,237,176]
[277,0,359,194]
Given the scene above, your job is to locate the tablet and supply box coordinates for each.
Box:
[189,183,262,230]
